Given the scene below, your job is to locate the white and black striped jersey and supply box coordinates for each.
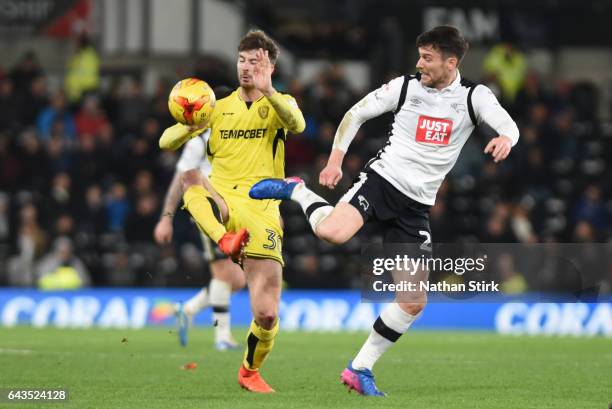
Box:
[333,71,519,206]
[175,129,212,176]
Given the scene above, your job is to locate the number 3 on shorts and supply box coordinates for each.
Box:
[263,228,279,250]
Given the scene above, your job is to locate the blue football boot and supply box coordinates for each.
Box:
[340,361,386,396]
[249,177,304,200]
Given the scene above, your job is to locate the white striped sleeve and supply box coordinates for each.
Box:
[333,76,405,152]
[472,85,520,146]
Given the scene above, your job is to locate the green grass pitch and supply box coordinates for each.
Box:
[0,327,610,408]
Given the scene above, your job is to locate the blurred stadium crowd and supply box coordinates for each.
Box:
[0,37,610,292]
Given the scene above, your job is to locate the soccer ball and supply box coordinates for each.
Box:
[168,78,216,126]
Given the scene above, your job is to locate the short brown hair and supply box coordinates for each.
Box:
[238,30,280,64]
[416,26,469,62]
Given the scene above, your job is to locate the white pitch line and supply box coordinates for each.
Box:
[0,348,34,355]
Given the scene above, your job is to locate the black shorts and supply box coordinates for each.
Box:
[340,169,432,246]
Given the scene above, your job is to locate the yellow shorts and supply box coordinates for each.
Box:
[213,180,284,266]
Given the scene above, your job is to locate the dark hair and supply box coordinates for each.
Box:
[416,26,469,62]
[238,30,280,64]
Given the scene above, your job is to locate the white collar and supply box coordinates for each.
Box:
[421,70,461,94]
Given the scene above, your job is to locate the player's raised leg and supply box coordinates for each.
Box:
[237,258,282,393]
[181,169,249,261]
[250,179,363,244]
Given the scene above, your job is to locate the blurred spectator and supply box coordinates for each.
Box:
[0,78,19,131]
[36,236,90,289]
[78,184,107,236]
[10,51,43,97]
[73,136,103,188]
[47,172,75,215]
[132,170,155,199]
[483,43,527,103]
[74,95,108,140]
[46,134,74,174]
[573,185,607,234]
[115,78,147,134]
[17,128,49,192]
[7,203,47,286]
[305,65,356,124]
[102,243,137,286]
[65,33,100,103]
[125,192,159,243]
[20,75,49,127]
[572,220,596,243]
[37,91,76,140]
[513,71,549,117]
[106,182,130,232]
[510,205,537,243]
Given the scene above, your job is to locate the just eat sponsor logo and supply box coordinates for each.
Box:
[415,116,453,145]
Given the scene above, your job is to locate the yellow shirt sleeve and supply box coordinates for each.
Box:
[266,92,305,134]
[159,123,209,151]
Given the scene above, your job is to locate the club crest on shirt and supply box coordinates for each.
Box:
[258,106,269,119]
[451,103,466,113]
[358,195,369,211]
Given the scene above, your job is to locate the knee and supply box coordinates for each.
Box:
[181,169,202,190]
[398,302,426,316]
[254,311,278,330]
[316,221,350,245]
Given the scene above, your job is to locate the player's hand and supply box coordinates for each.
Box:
[188,123,208,133]
[484,135,512,163]
[154,216,173,244]
[253,48,275,96]
[319,164,343,189]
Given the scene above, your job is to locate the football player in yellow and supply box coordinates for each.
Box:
[159,30,305,393]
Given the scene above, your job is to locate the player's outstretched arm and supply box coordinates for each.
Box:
[159,123,207,151]
[154,171,182,244]
[319,78,402,189]
[472,85,519,163]
[332,77,404,154]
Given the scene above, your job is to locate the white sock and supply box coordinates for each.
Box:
[209,278,232,342]
[183,287,209,316]
[352,303,418,371]
[291,184,333,232]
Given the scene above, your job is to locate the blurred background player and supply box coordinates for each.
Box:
[154,113,245,350]
[250,25,519,396]
[159,30,305,393]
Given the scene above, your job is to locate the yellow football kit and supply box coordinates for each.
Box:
[161,88,305,265]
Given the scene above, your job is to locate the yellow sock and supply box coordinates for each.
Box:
[182,185,226,242]
[243,319,279,371]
